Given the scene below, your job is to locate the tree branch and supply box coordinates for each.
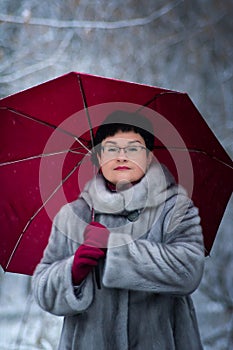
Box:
[1,31,74,83]
[0,0,182,29]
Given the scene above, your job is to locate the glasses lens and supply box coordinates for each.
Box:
[103,146,118,158]
[102,145,145,159]
[126,146,141,157]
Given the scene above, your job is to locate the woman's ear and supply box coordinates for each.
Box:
[96,153,101,167]
[147,151,153,168]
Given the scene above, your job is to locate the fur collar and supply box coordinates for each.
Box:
[80,162,185,215]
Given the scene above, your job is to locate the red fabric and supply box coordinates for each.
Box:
[0,72,232,275]
[72,222,110,284]
[72,245,105,285]
[84,221,110,249]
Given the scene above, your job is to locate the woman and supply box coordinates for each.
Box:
[33,110,204,349]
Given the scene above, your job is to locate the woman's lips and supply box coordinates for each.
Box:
[114,166,131,170]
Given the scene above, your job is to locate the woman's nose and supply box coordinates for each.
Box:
[117,148,127,160]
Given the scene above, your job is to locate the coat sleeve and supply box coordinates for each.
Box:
[103,194,205,295]
[32,206,94,316]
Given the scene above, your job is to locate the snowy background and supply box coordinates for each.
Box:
[0,0,232,349]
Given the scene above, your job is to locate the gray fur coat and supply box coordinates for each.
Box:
[32,162,205,349]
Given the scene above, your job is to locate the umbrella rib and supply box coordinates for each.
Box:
[137,91,181,112]
[1,106,91,154]
[154,146,233,169]
[77,74,101,288]
[5,158,85,271]
[77,76,96,206]
[137,93,233,169]
[0,148,89,167]
[77,74,95,149]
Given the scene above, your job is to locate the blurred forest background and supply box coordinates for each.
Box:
[0,0,232,349]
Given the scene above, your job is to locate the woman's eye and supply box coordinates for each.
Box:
[127,147,138,152]
[108,147,118,152]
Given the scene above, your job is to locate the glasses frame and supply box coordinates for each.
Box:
[101,144,147,159]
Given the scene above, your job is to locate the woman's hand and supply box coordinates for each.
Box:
[72,222,110,285]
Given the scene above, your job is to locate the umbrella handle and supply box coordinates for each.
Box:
[91,207,95,221]
[91,207,102,290]
[95,263,101,290]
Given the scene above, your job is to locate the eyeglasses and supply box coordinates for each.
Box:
[101,145,146,159]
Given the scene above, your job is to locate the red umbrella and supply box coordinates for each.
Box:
[0,72,232,275]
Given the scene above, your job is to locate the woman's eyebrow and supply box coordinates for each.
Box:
[128,140,142,144]
[104,141,118,145]
[104,140,142,145]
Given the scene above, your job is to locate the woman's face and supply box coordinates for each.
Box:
[97,131,152,185]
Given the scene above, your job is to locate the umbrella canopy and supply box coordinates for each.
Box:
[0,72,232,275]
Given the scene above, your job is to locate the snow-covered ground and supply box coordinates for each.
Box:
[0,272,62,350]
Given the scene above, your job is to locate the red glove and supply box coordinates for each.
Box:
[84,221,110,249]
[72,245,105,285]
[72,222,110,285]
